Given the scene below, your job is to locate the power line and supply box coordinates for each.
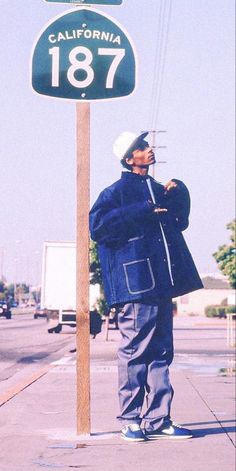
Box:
[148,0,165,129]
[148,0,173,130]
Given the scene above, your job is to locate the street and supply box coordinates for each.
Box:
[0,312,234,402]
[0,313,234,385]
[0,312,76,399]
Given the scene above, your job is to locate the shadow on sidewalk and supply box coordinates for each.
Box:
[89,420,236,440]
[182,420,235,438]
[90,431,120,437]
[183,420,235,426]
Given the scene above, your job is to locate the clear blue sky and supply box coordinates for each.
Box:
[0,0,235,285]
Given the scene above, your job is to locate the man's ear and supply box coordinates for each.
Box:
[126,150,135,166]
[126,156,134,166]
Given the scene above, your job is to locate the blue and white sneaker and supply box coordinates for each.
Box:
[145,421,193,440]
[121,424,147,442]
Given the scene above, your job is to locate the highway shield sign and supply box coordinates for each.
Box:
[31,8,136,101]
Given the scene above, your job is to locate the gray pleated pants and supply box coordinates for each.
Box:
[117,299,174,431]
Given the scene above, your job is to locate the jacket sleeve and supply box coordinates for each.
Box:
[164,179,191,231]
[89,188,153,245]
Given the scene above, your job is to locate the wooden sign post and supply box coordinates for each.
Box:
[76,102,90,434]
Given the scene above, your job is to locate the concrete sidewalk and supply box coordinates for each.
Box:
[0,316,235,471]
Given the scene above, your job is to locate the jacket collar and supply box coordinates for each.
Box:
[121,171,153,181]
[121,171,162,184]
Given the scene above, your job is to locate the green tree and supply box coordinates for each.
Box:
[21,283,30,294]
[89,240,103,286]
[89,241,108,315]
[213,220,236,289]
[0,281,5,293]
[0,281,13,301]
[6,284,15,299]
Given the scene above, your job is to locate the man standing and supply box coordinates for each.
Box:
[89,131,203,442]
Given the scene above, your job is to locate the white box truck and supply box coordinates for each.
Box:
[41,241,100,333]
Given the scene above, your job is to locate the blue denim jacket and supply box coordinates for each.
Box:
[89,172,203,306]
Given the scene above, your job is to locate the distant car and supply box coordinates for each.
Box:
[0,301,12,319]
[34,305,47,319]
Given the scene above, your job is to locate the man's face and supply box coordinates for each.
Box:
[126,140,156,168]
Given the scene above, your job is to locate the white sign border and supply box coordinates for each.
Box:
[30,6,137,103]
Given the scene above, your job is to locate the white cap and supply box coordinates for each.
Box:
[113,131,148,160]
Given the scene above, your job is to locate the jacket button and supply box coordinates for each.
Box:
[163,258,167,262]
[158,239,162,242]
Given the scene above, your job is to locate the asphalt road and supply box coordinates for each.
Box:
[0,313,76,385]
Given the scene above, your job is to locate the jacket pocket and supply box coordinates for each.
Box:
[123,258,155,295]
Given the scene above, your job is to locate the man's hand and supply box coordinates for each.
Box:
[164,180,178,193]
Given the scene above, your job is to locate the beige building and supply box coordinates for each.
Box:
[174,275,235,316]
